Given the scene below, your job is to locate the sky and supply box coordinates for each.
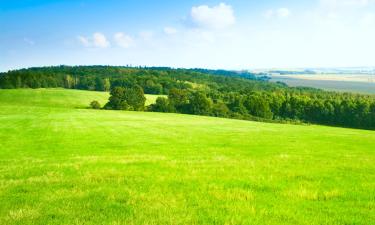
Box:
[1,0,375,72]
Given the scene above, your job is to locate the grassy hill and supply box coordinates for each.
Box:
[0,89,374,225]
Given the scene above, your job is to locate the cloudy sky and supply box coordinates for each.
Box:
[1,0,375,71]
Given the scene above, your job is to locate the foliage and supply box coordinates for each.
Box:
[90,100,101,109]
[188,92,212,115]
[105,86,146,111]
[148,97,174,113]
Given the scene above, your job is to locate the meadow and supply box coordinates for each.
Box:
[0,89,374,225]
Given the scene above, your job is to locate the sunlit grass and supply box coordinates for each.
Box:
[0,89,374,225]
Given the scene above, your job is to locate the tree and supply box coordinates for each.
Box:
[123,85,146,111]
[227,94,247,115]
[105,87,127,110]
[168,88,189,113]
[243,94,273,119]
[189,92,212,115]
[90,100,101,109]
[105,86,146,111]
[144,79,163,94]
[149,97,174,112]
[0,75,13,88]
[211,102,230,117]
[15,76,22,88]
[95,77,105,91]
[64,75,74,89]
[103,78,111,91]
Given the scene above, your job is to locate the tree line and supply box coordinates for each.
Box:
[1,66,375,129]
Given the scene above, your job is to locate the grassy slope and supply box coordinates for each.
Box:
[0,88,160,109]
[0,89,374,225]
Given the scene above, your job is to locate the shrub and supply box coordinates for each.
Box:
[90,100,101,109]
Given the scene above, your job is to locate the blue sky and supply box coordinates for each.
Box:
[1,0,375,71]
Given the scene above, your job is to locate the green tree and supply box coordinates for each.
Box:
[144,80,163,94]
[168,88,189,113]
[105,87,127,110]
[124,85,146,111]
[64,75,74,89]
[228,95,247,115]
[211,102,230,117]
[95,77,105,91]
[149,97,174,112]
[189,92,212,115]
[15,76,22,88]
[105,86,146,111]
[104,78,111,91]
[244,94,273,119]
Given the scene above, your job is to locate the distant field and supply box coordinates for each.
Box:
[271,74,375,94]
[0,89,374,225]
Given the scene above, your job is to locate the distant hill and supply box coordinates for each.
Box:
[1,65,375,130]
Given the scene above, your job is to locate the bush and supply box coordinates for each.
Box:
[90,100,101,109]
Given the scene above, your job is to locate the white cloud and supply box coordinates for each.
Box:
[114,32,134,48]
[164,27,178,35]
[277,8,291,18]
[191,3,236,29]
[78,32,110,48]
[93,33,110,48]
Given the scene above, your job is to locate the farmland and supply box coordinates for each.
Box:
[270,74,375,94]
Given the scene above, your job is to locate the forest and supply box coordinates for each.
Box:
[1,66,375,129]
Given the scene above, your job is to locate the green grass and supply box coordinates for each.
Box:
[0,88,374,225]
[0,88,162,109]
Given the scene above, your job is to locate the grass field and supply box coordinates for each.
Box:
[0,89,374,225]
[0,89,161,109]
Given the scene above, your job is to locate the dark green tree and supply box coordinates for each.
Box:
[243,94,273,119]
[168,88,189,113]
[189,92,212,115]
[105,87,127,110]
[149,97,174,112]
[124,85,146,111]
[105,86,146,111]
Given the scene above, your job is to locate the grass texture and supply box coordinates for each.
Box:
[0,88,374,225]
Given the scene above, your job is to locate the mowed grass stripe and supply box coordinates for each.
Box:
[0,88,374,225]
